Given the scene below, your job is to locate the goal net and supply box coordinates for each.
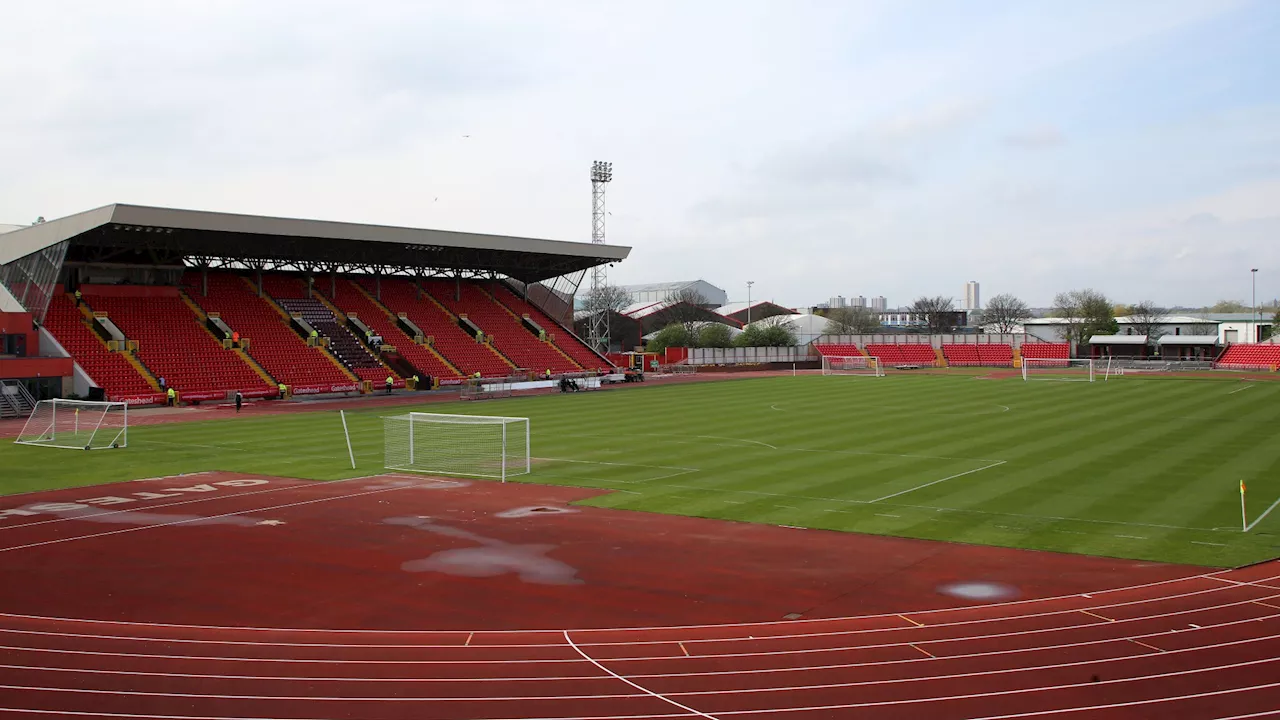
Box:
[384,412,530,481]
[15,399,128,450]
[822,355,885,377]
[1021,358,1095,382]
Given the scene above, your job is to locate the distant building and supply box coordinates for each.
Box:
[964,281,980,310]
[851,296,867,308]
[614,280,727,309]
[870,296,888,311]
[829,295,848,308]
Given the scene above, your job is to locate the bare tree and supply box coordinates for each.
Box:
[824,306,881,335]
[1126,300,1166,348]
[664,288,711,339]
[1053,289,1117,349]
[581,284,630,315]
[578,284,632,348]
[909,295,956,333]
[981,293,1032,333]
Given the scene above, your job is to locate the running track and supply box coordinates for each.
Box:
[0,476,1276,718]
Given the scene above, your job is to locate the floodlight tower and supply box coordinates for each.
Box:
[588,161,613,353]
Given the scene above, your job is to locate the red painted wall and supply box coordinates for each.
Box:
[0,311,38,357]
[0,357,73,379]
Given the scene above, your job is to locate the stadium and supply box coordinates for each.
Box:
[1,201,1278,719]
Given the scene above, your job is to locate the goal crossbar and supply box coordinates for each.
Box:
[14,399,129,450]
[822,355,885,377]
[1021,358,1095,382]
[384,412,530,481]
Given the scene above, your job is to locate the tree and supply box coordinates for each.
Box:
[664,288,711,340]
[580,284,632,345]
[1272,309,1280,339]
[909,296,957,334]
[1126,300,1166,348]
[1210,300,1249,313]
[824,306,881,335]
[1052,289,1117,349]
[646,323,692,354]
[734,315,797,347]
[981,293,1032,333]
[697,323,733,348]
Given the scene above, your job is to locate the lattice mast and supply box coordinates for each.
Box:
[587,160,613,354]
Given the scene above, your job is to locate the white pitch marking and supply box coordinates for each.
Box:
[769,404,785,411]
[1228,384,1255,395]
[1115,535,1146,540]
[1245,493,1280,532]
[1191,541,1226,547]
[695,435,777,450]
[874,514,900,518]
[869,461,1007,503]
[563,630,723,719]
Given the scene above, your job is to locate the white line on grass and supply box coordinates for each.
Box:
[1191,541,1226,547]
[868,461,1007,503]
[1246,493,1280,532]
[1228,384,1255,395]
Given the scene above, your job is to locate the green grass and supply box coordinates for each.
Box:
[2,374,1279,567]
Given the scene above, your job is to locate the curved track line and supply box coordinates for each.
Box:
[564,630,722,719]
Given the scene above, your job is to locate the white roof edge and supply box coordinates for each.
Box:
[0,204,116,265]
[1157,335,1220,345]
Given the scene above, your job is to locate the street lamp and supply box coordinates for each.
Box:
[747,281,755,325]
[1252,268,1259,342]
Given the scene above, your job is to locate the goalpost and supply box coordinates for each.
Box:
[383,412,530,481]
[1021,358,1095,383]
[822,355,885,377]
[15,399,128,450]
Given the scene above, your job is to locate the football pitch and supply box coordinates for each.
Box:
[2,373,1278,568]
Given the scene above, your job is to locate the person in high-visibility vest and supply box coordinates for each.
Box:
[473,371,481,380]
[277,382,287,399]
[385,375,394,394]
[311,329,319,346]
[412,374,420,391]
[166,387,176,407]
[74,289,82,307]
[545,368,552,380]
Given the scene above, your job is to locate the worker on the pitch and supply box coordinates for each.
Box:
[166,386,176,407]
[545,368,552,380]
[234,390,243,414]
[385,375,394,394]
[277,382,287,400]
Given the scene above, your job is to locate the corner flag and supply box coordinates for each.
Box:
[1241,480,1248,532]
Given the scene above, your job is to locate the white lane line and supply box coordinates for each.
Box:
[2,584,1274,662]
[869,461,1007,503]
[563,630,722,719]
[0,628,1270,688]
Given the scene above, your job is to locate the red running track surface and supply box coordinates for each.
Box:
[0,473,1275,719]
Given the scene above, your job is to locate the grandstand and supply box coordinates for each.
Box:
[0,204,629,403]
[1215,343,1280,370]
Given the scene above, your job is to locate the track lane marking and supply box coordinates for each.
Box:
[563,630,722,719]
[2,592,1275,666]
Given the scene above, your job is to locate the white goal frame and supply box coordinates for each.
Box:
[383,412,530,482]
[822,355,885,377]
[1021,357,1095,383]
[14,399,129,450]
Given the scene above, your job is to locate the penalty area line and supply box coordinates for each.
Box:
[869,461,1008,504]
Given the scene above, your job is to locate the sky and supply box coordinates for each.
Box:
[1,0,1278,310]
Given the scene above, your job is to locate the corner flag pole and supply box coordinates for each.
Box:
[1241,480,1248,532]
[340,411,356,470]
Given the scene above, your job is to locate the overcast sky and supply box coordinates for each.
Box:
[2,0,1277,309]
